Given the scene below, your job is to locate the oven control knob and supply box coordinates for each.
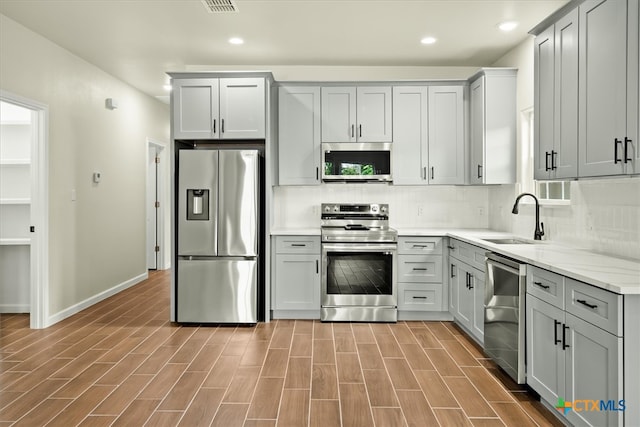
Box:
[333,206,339,213]
[371,204,379,212]
[380,206,387,213]
[324,205,331,213]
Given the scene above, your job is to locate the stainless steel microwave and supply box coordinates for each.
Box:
[322,143,392,182]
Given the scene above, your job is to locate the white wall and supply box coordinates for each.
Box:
[273,185,490,230]
[490,37,640,261]
[0,15,170,321]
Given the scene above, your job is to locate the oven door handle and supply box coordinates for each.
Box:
[322,243,397,253]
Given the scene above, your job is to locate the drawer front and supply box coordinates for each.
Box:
[450,239,486,271]
[565,278,622,336]
[398,255,443,283]
[527,265,565,309]
[398,283,443,311]
[274,236,320,254]
[398,237,443,255]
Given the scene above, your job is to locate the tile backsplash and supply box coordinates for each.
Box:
[272,184,490,229]
[489,178,640,261]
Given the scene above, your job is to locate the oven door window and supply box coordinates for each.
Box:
[326,252,392,296]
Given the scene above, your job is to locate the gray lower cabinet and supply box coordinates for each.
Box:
[448,238,484,344]
[271,236,321,319]
[397,237,447,318]
[526,265,624,427]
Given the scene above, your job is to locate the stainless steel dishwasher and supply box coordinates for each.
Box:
[484,252,527,384]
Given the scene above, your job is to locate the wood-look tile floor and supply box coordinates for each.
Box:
[0,270,564,427]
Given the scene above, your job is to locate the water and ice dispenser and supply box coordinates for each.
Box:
[186,189,209,220]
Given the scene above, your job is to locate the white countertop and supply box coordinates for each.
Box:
[271,226,640,295]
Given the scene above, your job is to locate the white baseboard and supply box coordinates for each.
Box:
[45,271,149,327]
[398,311,454,321]
[0,304,30,313]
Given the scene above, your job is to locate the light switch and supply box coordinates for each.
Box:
[93,172,101,183]
[71,189,76,201]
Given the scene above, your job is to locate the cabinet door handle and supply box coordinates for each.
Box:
[545,151,550,171]
[412,267,428,271]
[477,164,482,179]
[562,324,570,350]
[450,263,456,278]
[213,119,217,134]
[423,166,427,180]
[431,167,434,180]
[316,259,319,274]
[447,245,455,250]
[221,118,225,133]
[551,150,557,170]
[468,273,474,289]
[624,137,632,163]
[554,320,561,345]
[359,124,362,138]
[316,167,319,180]
[614,138,622,163]
[533,281,550,290]
[412,296,428,300]
[351,124,355,138]
[576,299,598,310]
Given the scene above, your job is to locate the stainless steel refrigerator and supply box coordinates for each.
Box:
[176,149,258,323]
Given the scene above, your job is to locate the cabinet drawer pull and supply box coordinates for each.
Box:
[412,267,428,271]
[554,320,561,345]
[450,263,456,278]
[624,137,632,163]
[614,138,622,164]
[562,324,570,350]
[534,281,550,290]
[291,243,307,247]
[447,245,455,250]
[576,299,598,310]
[412,296,428,300]
[411,244,429,248]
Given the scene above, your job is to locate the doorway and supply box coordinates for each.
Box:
[146,139,168,270]
[0,91,49,329]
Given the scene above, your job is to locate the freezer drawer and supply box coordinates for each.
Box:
[177,259,257,323]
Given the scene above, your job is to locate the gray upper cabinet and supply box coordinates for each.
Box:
[392,86,428,185]
[469,69,517,184]
[578,0,638,177]
[534,9,579,180]
[428,86,465,185]
[172,77,265,140]
[278,86,321,185]
[321,86,392,142]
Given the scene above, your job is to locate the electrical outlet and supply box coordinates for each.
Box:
[417,205,424,216]
[477,207,484,216]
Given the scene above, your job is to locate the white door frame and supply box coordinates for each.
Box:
[146,138,169,270]
[1,90,49,329]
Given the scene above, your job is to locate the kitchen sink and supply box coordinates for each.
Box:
[482,238,534,245]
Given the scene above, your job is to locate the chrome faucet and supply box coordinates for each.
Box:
[512,193,545,240]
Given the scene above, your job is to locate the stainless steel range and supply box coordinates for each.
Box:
[320,203,398,322]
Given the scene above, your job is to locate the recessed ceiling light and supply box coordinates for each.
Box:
[498,21,518,32]
[229,37,244,45]
[420,37,437,45]
[163,84,172,91]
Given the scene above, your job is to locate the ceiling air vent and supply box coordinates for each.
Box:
[201,0,239,13]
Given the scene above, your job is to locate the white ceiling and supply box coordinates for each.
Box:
[0,0,569,101]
